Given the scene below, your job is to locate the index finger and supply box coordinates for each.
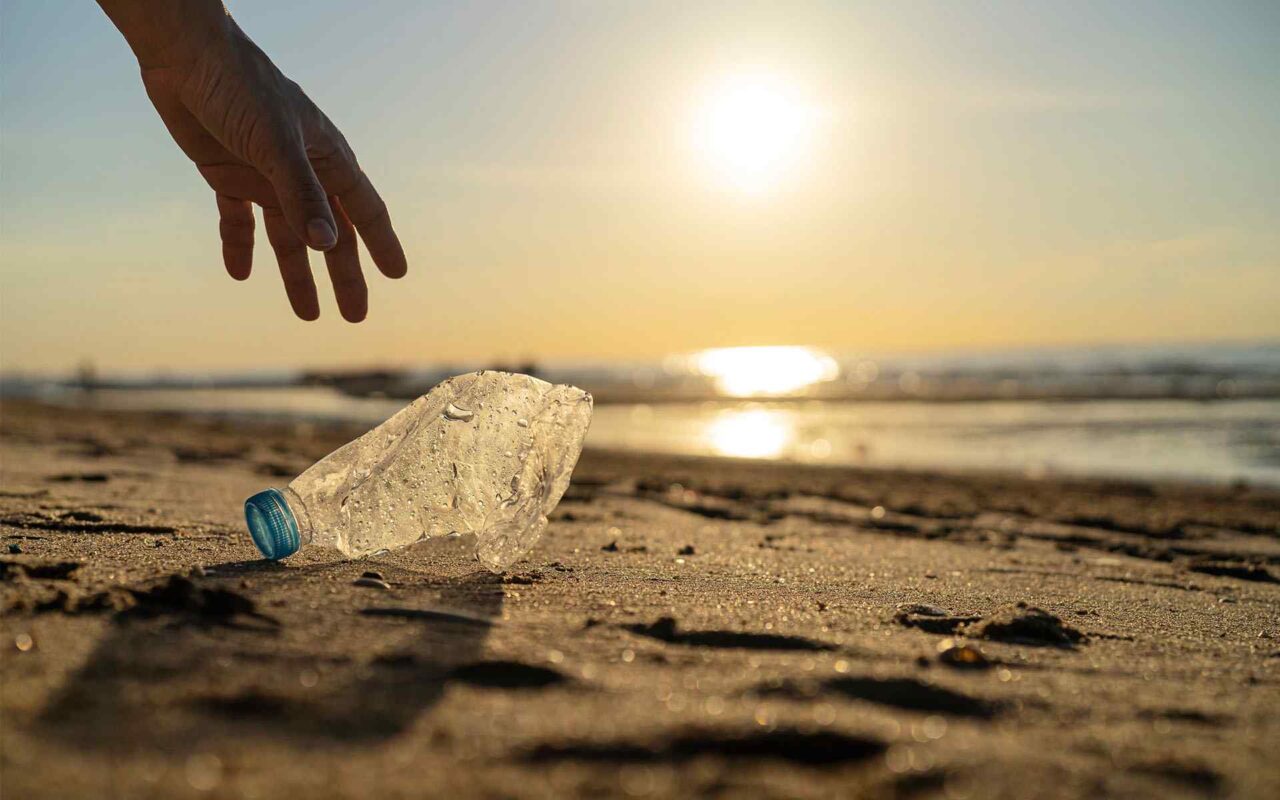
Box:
[338,170,407,279]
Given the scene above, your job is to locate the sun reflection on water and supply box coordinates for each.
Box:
[694,346,839,397]
[705,408,794,459]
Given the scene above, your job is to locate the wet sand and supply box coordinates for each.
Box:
[1,400,1278,799]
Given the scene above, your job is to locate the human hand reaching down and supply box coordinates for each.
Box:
[97,0,407,321]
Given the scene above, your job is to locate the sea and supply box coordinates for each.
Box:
[5,341,1278,487]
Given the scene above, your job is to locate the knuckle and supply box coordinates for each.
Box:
[267,178,326,211]
[332,272,365,292]
[282,280,310,294]
[350,187,390,225]
[305,140,346,169]
[264,225,303,252]
[219,228,254,247]
[292,181,329,206]
[321,161,362,196]
[219,215,254,231]
[259,150,327,208]
[272,239,305,257]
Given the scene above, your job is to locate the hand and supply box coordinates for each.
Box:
[98,2,406,321]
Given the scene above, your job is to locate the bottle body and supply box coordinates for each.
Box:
[248,372,592,571]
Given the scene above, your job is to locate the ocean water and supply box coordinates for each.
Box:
[9,341,1280,486]
[590,399,1280,486]
[30,389,1280,488]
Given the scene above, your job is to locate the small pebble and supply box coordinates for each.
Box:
[937,640,992,669]
[7,543,21,554]
[361,570,385,581]
[353,577,391,590]
[677,545,696,556]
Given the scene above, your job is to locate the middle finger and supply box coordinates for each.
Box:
[263,207,320,321]
[322,196,367,323]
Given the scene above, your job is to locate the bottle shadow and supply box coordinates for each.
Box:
[38,545,504,752]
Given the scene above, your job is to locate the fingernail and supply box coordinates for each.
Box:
[307,218,338,250]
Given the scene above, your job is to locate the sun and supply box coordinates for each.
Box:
[695,346,839,397]
[692,71,819,195]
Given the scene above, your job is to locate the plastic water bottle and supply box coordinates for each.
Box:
[243,371,592,571]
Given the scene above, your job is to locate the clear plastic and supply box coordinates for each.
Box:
[282,371,592,571]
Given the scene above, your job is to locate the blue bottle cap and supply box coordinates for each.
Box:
[244,488,300,560]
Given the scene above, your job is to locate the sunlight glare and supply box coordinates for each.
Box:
[696,346,839,397]
[706,408,793,459]
[692,71,819,194]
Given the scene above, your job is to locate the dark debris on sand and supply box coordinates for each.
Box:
[1186,561,1277,584]
[756,675,1002,719]
[962,602,1085,648]
[9,586,136,615]
[0,510,177,535]
[47,472,111,483]
[0,557,82,581]
[446,660,570,690]
[625,616,836,652]
[892,603,981,635]
[0,557,131,614]
[524,727,886,767]
[893,601,1086,649]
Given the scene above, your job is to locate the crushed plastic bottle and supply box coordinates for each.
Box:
[243,371,593,571]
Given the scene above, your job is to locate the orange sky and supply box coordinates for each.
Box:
[2,1,1277,371]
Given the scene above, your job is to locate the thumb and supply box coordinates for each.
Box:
[265,142,337,251]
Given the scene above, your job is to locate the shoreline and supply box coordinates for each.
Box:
[1,400,1278,798]
[21,392,1280,489]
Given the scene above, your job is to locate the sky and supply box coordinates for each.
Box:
[2,0,1278,372]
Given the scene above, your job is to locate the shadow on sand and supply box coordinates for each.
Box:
[38,549,504,751]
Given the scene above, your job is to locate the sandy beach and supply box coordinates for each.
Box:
[1,399,1278,799]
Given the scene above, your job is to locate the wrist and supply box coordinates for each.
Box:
[97,0,235,70]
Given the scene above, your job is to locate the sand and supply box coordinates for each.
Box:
[1,400,1278,799]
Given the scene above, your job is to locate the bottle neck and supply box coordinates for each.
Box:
[282,486,315,546]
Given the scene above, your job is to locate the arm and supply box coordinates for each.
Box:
[97,0,407,322]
